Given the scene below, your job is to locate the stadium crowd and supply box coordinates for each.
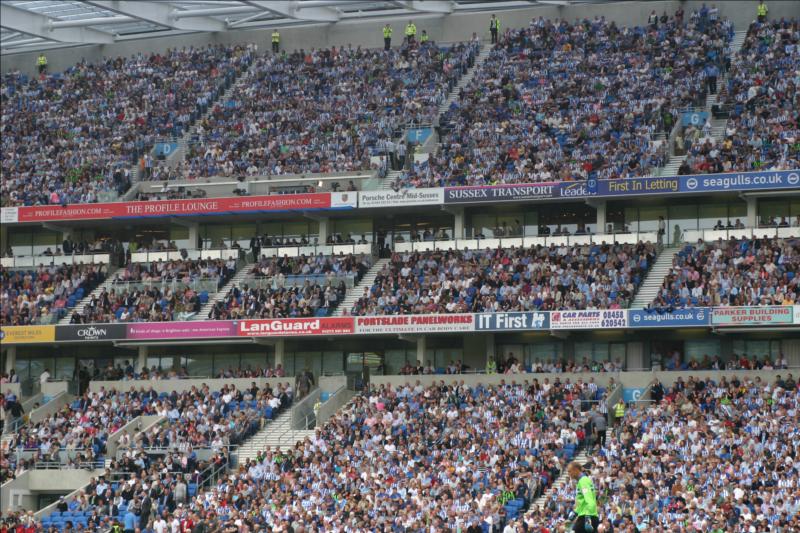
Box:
[0,263,107,326]
[30,379,599,531]
[2,382,291,475]
[1,45,254,207]
[651,237,799,308]
[66,258,236,324]
[526,373,800,532]
[208,253,371,319]
[678,18,800,175]
[397,9,734,188]
[349,243,656,315]
[173,40,479,179]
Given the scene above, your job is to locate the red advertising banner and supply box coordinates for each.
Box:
[8,193,337,223]
[127,321,236,340]
[237,317,355,337]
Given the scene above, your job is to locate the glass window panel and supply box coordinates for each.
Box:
[523,211,539,237]
[622,208,639,233]
[282,222,312,242]
[384,350,411,375]
[240,352,269,375]
[54,357,75,381]
[333,219,373,243]
[28,357,49,385]
[591,343,610,363]
[698,204,728,230]
[668,204,697,245]
[527,342,562,365]
[322,351,344,376]
[638,207,667,234]
[609,343,626,368]
[14,359,31,383]
[470,214,496,239]
[296,352,322,377]
[283,353,297,377]
[685,339,721,364]
[205,225,231,249]
[574,342,592,363]
[498,345,524,366]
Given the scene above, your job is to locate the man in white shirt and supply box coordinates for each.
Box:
[40,368,51,386]
[152,515,168,533]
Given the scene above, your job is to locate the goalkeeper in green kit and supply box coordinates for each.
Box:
[566,461,599,532]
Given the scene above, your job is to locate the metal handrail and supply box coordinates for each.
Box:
[238,272,356,290]
[108,278,223,293]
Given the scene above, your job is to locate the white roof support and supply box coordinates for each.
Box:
[241,1,341,23]
[84,1,227,32]
[392,1,455,14]
[0,3,115,44]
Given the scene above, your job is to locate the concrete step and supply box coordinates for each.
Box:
[57,266,124,324]
[438,44,492,114]
[531,451,590,510]
[381,170,405,190]
[631,245,682,308]
[195,262,255,320]
[334,258,391,316]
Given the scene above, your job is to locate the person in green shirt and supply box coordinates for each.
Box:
[567,461,599,532]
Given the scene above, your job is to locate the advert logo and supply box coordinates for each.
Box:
[76,326,108,340]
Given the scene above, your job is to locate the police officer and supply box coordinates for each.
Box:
[383,23,393,50]
[271,29,280,53]
[757,0,768,22]
[489,14,500,44]
[37,53,48,74]
[420,30,429,44]
[405,20,417,44]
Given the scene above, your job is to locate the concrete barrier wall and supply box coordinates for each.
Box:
[41,381,69,398]
[1,470,33,513]
[88,376,343,396]
[1,383,21,399]
[5,1,799,77]
[88,377,293,395]
[33,470,107,519]
[316,389,356,429]
[28,392,72,425]
[369,369,793,390]
[107,414,164,457]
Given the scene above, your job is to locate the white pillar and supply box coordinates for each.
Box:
[746,197,758,228]
[594,201,607,236]
[626,341,644,371]
[137,345,148,372]
[415,336,427,366]
[318,217,329,245]
[783,339,800,369]
[275,338,285,368]
[3,345,16,374]
[452,207,465,239]
[485,333,496,367]
[188,223,200,250]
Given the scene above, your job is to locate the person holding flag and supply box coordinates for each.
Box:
[566,461,599,532]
